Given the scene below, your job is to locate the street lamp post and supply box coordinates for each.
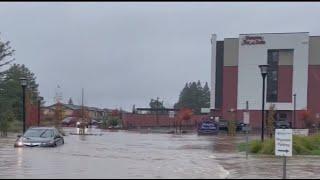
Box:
[37,96,44,127]
[20,77,27,133]
[293,94,296,129]
[259,65,269,142]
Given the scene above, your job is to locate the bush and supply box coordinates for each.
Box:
[8,120,22,133]
[260,139,275,154]
[238,135,320,155]
[250,140,263,153]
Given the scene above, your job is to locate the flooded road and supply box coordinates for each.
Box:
[1,128,320,179]
[0,128,228,179]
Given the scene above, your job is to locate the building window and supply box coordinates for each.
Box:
[267,50,279,102]
[267,49,294,103]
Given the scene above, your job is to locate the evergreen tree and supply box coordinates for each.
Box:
[68,97,73,105]
[174,81,210,114]
[0,64,39,121]
[202,82,210,108]
[0,35,15,72]
[149,98,166,114]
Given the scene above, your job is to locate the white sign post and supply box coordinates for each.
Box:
[243,112,250,125]
[244,101,250,160]
[169,111,175,118]
[275,129,293,179]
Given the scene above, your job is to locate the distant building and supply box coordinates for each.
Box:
[42,103,108,121]
[210,32,320,128]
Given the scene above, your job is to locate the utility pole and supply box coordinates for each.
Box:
[82,88,84,123]
[293,94,296,129]
[246,101,249,160]
[156,97,159,126]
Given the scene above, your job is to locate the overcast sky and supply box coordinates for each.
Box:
[0,2,319,111]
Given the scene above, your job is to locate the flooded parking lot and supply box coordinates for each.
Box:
[0,128,320,179]
[0,128,229,179]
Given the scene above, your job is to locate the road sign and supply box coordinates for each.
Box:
[243,112,250,125]
[275,129,293,157]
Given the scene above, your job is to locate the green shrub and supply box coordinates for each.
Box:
[8,120,22,133]
[238,135,320,156]
[260,139,275,154]
[310,149,320,155]
[250,140,263,153]
[237,143,247,152]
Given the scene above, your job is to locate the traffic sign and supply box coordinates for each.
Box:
[275,129,293,157]
[243,112,250,125]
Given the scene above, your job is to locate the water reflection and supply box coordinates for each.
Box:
[16,148,23,168]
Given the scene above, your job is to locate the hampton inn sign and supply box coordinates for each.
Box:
[241,36,266,45]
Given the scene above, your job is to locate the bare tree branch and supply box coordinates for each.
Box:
[0,36,15,69]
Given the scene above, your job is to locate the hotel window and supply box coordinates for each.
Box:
[267,49,294,103]
[267,50,279,102]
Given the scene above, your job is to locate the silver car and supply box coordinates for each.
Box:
[14,127,64,148]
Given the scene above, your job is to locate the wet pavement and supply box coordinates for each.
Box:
[0,127,320,179]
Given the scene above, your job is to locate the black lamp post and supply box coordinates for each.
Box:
[20,77,27,133]
[293,93,296,129]
[259,65,269,142]
[37,96,44,126]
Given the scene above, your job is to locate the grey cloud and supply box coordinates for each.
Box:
[0,2,319,110]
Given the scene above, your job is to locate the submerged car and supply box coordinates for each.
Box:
[14,127,64,148]
[197,120,219,135]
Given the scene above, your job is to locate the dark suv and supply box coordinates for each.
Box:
[218,120,246,131]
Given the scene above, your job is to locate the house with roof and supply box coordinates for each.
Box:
[42,102,107,121]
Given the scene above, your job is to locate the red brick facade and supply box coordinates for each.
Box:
[278,66,293,102]
[222,66,238,120]
[26,103,39,127]
[122,113,209,129]
[307,65,320,118]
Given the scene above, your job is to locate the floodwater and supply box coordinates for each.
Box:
[0,128,228,179]
[0,128,320,179]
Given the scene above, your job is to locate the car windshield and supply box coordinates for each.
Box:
[24,129,54,138]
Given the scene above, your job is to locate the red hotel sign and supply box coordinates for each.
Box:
[241,36,266,45]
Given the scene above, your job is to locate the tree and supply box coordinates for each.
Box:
[228,109,237,136]
[174,81,210,114]
[176,107,193,133]
[54,102,64,128]
[267,104,276,138]
[201,82,210,108]
[0,35,15,73]
[68,98,73,105]
[149,98,166,114]
[0,111,15,136]
[0,64,39,122]
[301,109,315,129]
[149,98,165,109]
